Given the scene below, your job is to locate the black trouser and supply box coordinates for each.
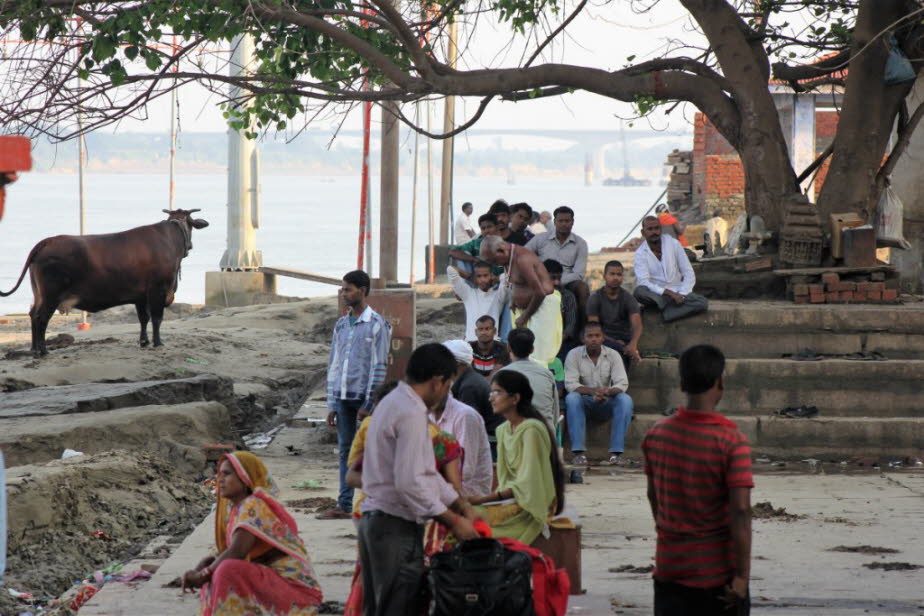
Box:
[358,510,426,616]
[654,579,750,616]
[634,285,708,323]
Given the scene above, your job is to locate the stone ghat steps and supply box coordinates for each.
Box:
[638,300,924,359]
[628,358,924,418]
[578,414,924,460]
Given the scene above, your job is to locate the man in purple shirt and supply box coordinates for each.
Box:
[359,343,480,615]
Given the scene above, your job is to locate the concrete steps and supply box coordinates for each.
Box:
[580,300,924,458]
[578,414,924,460]
[628,358,924,417]
[638,300,924,359]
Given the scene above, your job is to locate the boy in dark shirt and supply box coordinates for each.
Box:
[587,260,642,368]
[469,315,509,377]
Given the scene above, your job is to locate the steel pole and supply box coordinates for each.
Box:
[410,103,420,286]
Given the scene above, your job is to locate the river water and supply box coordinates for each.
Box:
[0,173,662,314]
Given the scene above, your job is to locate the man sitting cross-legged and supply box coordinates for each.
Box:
[634,215,708,323]
[564,322,634,466]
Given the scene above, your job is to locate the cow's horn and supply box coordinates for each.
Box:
[162,209,171,214]
[188,208,202,214]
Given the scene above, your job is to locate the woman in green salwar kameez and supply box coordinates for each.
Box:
[471,370,566,545]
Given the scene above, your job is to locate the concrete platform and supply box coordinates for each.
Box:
[0,401,232,467]
[0,374,233,418]
[628,358,924,417]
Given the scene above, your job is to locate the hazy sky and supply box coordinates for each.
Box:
[123,2,705,137]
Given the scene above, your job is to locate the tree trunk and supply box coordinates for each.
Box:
[815,0,911,225]
[737,135,800,231]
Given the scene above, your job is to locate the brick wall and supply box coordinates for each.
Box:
[693,110,841,217]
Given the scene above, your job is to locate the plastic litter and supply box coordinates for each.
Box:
[184,357,210,366]
[7,588,33,600]
[243,425,284,449]
[291,479,323,490]
[61,448,85,459]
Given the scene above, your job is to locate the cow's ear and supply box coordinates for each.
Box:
[191,218,210,229]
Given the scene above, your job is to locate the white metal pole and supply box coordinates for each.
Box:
[426,101,435,284]
[168,36,178,211]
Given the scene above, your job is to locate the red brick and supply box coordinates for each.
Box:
[838,291,852,301]
[856,281,871,292]
[794,295,810,304]
[882,289,898,301]
[825,282,839,292]
[868,289,882,301]
[793,284,809,296]
[839,281,857,292]
[826,292,839,302]
[869,282,885,293]
[810,293,826,304]
[808,284,824,294]
[853,290,867,301]
[821,272,840,286]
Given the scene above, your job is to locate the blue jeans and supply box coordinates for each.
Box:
[331,398,364,512]
[565,392,634,453]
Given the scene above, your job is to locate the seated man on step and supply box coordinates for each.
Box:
[564,322,634,467]
[633,215,708,323]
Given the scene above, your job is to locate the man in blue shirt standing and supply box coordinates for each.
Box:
[321,270,392,519]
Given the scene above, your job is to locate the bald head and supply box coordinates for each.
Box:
[479,234,509,265]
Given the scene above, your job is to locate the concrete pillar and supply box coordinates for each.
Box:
[792,94,817,194]
[379,102,400,284]
[220,34,262,271]
[438,21,458,246]
[584,150,594,186]
[593,145,607,182]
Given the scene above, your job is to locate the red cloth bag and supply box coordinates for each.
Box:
[497,537,570,616]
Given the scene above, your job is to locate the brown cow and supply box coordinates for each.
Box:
[0,208,208,356]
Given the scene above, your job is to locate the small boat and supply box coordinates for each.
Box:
[603,174,652,187]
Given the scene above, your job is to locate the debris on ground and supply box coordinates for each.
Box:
[830,545,899,554]
[243,424,285,449]
[291,479,324,490]
[862,562,921,571]
[609,564,654,574]
[60,448,84,460]
[752,501,805,521]
[286,496,338,512]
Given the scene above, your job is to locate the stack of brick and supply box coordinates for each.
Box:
[793,271,900,304]
[663,149,702,225]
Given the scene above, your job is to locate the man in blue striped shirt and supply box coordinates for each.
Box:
[321,270,392,519]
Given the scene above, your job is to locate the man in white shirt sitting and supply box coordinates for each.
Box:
[633,215,708,323]
[447,262,508,342]
[453,202,476,243]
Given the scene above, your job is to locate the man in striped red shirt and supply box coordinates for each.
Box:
[642,344,753,615]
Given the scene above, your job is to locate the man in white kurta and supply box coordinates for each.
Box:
[633,215,708,322]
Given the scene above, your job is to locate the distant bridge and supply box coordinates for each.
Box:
[331,127,692,184]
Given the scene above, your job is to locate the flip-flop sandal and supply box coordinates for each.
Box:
[844,352,867,361]
[792,348,823,361]
[868,351,887,361]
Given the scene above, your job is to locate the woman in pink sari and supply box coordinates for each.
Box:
[182,451,323,615]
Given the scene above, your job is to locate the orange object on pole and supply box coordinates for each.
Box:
[0,135,32,222]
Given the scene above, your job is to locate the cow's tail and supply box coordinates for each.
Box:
[0,241,42,297]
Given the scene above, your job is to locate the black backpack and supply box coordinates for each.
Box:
[428,537,535,616]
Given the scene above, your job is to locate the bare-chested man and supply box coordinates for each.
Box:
[480,235,562,365]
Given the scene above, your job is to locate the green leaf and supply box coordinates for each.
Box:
[145,53,162,71]
[125,45,139,61]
